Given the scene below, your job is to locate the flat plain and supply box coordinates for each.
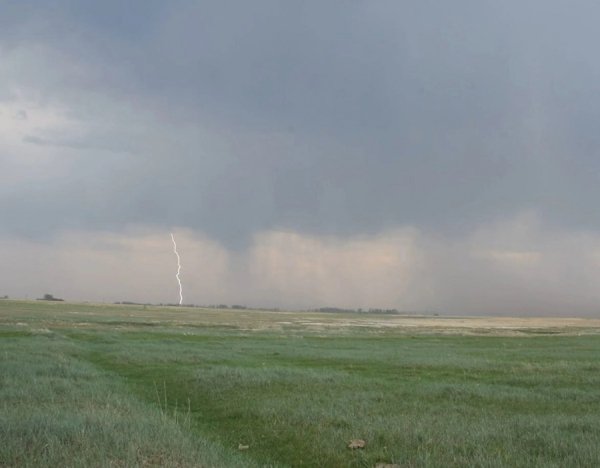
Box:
[1,299,600,467]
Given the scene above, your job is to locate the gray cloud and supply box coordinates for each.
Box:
[2,2,600,312]
[2,1,599,246]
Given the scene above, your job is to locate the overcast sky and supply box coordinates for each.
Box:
[2,1,600,315]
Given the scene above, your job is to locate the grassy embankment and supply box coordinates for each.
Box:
[1,299,600,467]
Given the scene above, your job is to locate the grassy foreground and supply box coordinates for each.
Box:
[1,300,600,467]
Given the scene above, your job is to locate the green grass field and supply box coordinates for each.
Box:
[1,300,600,467]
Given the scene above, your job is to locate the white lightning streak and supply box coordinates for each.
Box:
[170,233,183,305]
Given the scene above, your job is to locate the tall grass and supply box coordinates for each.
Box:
[1,300,600,467]
[0,333,256,467]
[80,332,600,467]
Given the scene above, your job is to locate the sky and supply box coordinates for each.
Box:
[2,1,600,315]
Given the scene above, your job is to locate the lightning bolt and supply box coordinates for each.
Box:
[170,233,183,305]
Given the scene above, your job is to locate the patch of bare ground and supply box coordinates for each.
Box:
[291,316,600,335]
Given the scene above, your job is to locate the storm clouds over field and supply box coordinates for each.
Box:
[2,1,600,314]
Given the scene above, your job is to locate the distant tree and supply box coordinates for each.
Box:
[38,293,64,302]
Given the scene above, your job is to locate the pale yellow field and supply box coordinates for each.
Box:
[2,299,599,336]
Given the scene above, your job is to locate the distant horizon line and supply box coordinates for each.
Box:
[1,296,599,319]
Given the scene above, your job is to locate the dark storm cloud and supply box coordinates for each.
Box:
[3,1,600,246]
